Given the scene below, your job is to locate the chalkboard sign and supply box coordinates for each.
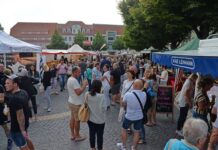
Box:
[156,86,173,113]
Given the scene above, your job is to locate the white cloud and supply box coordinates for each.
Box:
[0,0,123,33]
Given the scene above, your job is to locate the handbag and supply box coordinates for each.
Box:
[78,93,90,122]
[118,107,125,122]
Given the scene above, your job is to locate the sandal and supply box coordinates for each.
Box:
[75,135,86,141]
[70,137,75,140]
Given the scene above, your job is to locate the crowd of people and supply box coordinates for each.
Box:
[0,54,218,150]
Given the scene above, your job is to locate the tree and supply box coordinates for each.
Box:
[47,30,68,49]
[112,37,126,50]
[92,32,107,51]
[0,23,4,31]
[74,32,86,48]
[119,0,218,50]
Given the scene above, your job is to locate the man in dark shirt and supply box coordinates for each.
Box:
[79,59,87,80]
[100,57,111,71]
[5,75,34,150]
[110,63,121,105]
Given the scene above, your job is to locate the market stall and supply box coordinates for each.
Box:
[152,38,218,78]
[0,31,41,73]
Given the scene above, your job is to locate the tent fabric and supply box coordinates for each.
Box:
[174,36,199,51]
[152,49,218,78]
[67,44,96,55]
[42,49,68,54]
[68,44,89,54]
[0,31,41,53]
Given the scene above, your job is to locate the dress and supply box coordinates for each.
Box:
[102,71,111,107]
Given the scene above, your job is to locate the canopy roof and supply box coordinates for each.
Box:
[174,36,199,51]
[68,44,88,54]
[0,31,41,53]
[42,49,68,54]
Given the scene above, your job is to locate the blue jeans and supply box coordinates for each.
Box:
[11,132,27,148]
[44,86,52,109]
[140,123,146,142]
[59,74,66,91]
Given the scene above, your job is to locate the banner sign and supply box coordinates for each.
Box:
[171,56,195,70]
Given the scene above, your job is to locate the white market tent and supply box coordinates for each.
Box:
[67,44,95,55]
[42,49,68,54]
[0,31,41,53]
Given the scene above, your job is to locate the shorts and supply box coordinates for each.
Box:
[111,83,121,95]
[122,117,142,132]
[69,103,81,121]
[11,132,27,148]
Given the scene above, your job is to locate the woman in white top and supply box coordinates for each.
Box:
[118,70,135,122]
[101,64,111,109]
[86,80,107,150]
[159,66,168,85]
[121,70,135,99]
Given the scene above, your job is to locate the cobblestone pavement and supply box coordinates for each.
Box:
[0,89,178,150]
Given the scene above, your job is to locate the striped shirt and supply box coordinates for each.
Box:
[194,89,210,115]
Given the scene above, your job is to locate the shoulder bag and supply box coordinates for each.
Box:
[132,91,147,123]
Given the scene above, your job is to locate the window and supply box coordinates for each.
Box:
[108,37,114,41]
[67,28,71,33]
[90,37,93,41]
[64,37,67,41]
[69,36,72,41]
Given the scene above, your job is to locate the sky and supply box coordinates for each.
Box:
[0,0,124,34]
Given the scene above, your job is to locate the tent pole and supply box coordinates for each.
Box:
[3,53,6,67]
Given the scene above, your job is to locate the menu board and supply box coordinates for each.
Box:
[156,86,173,113]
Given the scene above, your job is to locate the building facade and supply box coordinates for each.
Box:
[10,21,124,49]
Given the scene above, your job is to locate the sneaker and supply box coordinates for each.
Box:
[116,143,126,150]
[47,108,51,112]
[176,130,183,136]
[7,138,13,150]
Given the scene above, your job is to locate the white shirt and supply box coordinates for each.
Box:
[67,76,84,105]
[123,90,146,121]
[121,79,134,98]
[102,71,110,88]
[86,93,107,124]
[178,78,195,107]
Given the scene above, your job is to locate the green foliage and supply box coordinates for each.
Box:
[119,0,218,50]
[112,37,126,50]
[0,23,4,31]
[74,32,86,48]
[47,30,68,49]
[92,32,107,51]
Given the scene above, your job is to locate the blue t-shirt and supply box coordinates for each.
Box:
[164,139,199,150]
